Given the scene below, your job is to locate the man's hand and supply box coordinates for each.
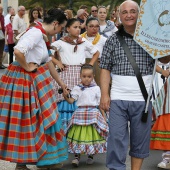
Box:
[100,94,110,112]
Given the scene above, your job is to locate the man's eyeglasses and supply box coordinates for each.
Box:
[91,10,97,12]
[88,25,100,29]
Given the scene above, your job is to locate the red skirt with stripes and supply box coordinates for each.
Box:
[150,77,170,150]
[0,61,67,164]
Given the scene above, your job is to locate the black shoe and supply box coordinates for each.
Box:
[0,64,7,69]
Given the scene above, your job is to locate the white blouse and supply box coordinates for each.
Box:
[14,27,51,65]
[51,37,98,65]
[71,85,101,106]
[85,35,107,58]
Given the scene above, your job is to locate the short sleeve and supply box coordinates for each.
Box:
[5,24,9,33]
[45,56,52,63]
[14,28,42,56]
[12,16,19,31]
[71,86,81,101]
[51,40,62,51]
[83,38,98,55]
[100,35,115,71]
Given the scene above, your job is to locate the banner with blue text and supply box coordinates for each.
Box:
[134,0,170,59]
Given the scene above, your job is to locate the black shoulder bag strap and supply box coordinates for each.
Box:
[116,32,148,123]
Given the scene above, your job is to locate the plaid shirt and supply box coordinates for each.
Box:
[100,26,154,76]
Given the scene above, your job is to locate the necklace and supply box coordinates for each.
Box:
[81,32,101,45]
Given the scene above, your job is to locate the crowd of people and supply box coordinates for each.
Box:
[0,0,170,170]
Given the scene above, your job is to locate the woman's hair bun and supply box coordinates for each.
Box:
[47,8,55,16]
[43,8,67,24]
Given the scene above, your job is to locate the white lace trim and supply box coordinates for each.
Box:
[14,45,28,55]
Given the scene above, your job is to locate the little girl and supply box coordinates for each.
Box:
[51,18,99,131]
[63,64,108,167]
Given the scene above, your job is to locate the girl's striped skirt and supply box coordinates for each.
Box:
[150,76,170,150]
[52,65,81,132]
[52,65,81,102]
[67,106,109,155]
[0,61,68,165]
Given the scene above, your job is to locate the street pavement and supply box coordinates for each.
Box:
[0,67,163,170]
[0,148,163,170]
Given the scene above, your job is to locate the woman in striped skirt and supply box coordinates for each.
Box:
[150,58,170,169]
[0,8,68,170]
[51,18,99,132]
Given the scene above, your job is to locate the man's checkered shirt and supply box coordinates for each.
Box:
[100,26,154,76]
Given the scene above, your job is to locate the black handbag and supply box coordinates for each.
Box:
[116,32,149,123]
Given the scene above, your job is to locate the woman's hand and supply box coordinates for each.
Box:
[62,87,69,98]
[60,83,68,94]
[14,49,39,72]
[26,63,38,72]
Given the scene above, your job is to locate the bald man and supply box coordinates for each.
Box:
[90,6,98,18]
[13,6,27,36]
[100,1,154,169]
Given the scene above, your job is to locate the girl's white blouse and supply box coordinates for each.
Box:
[14,27,51,65]
[71,85,101,106]
[51,37,98,65]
